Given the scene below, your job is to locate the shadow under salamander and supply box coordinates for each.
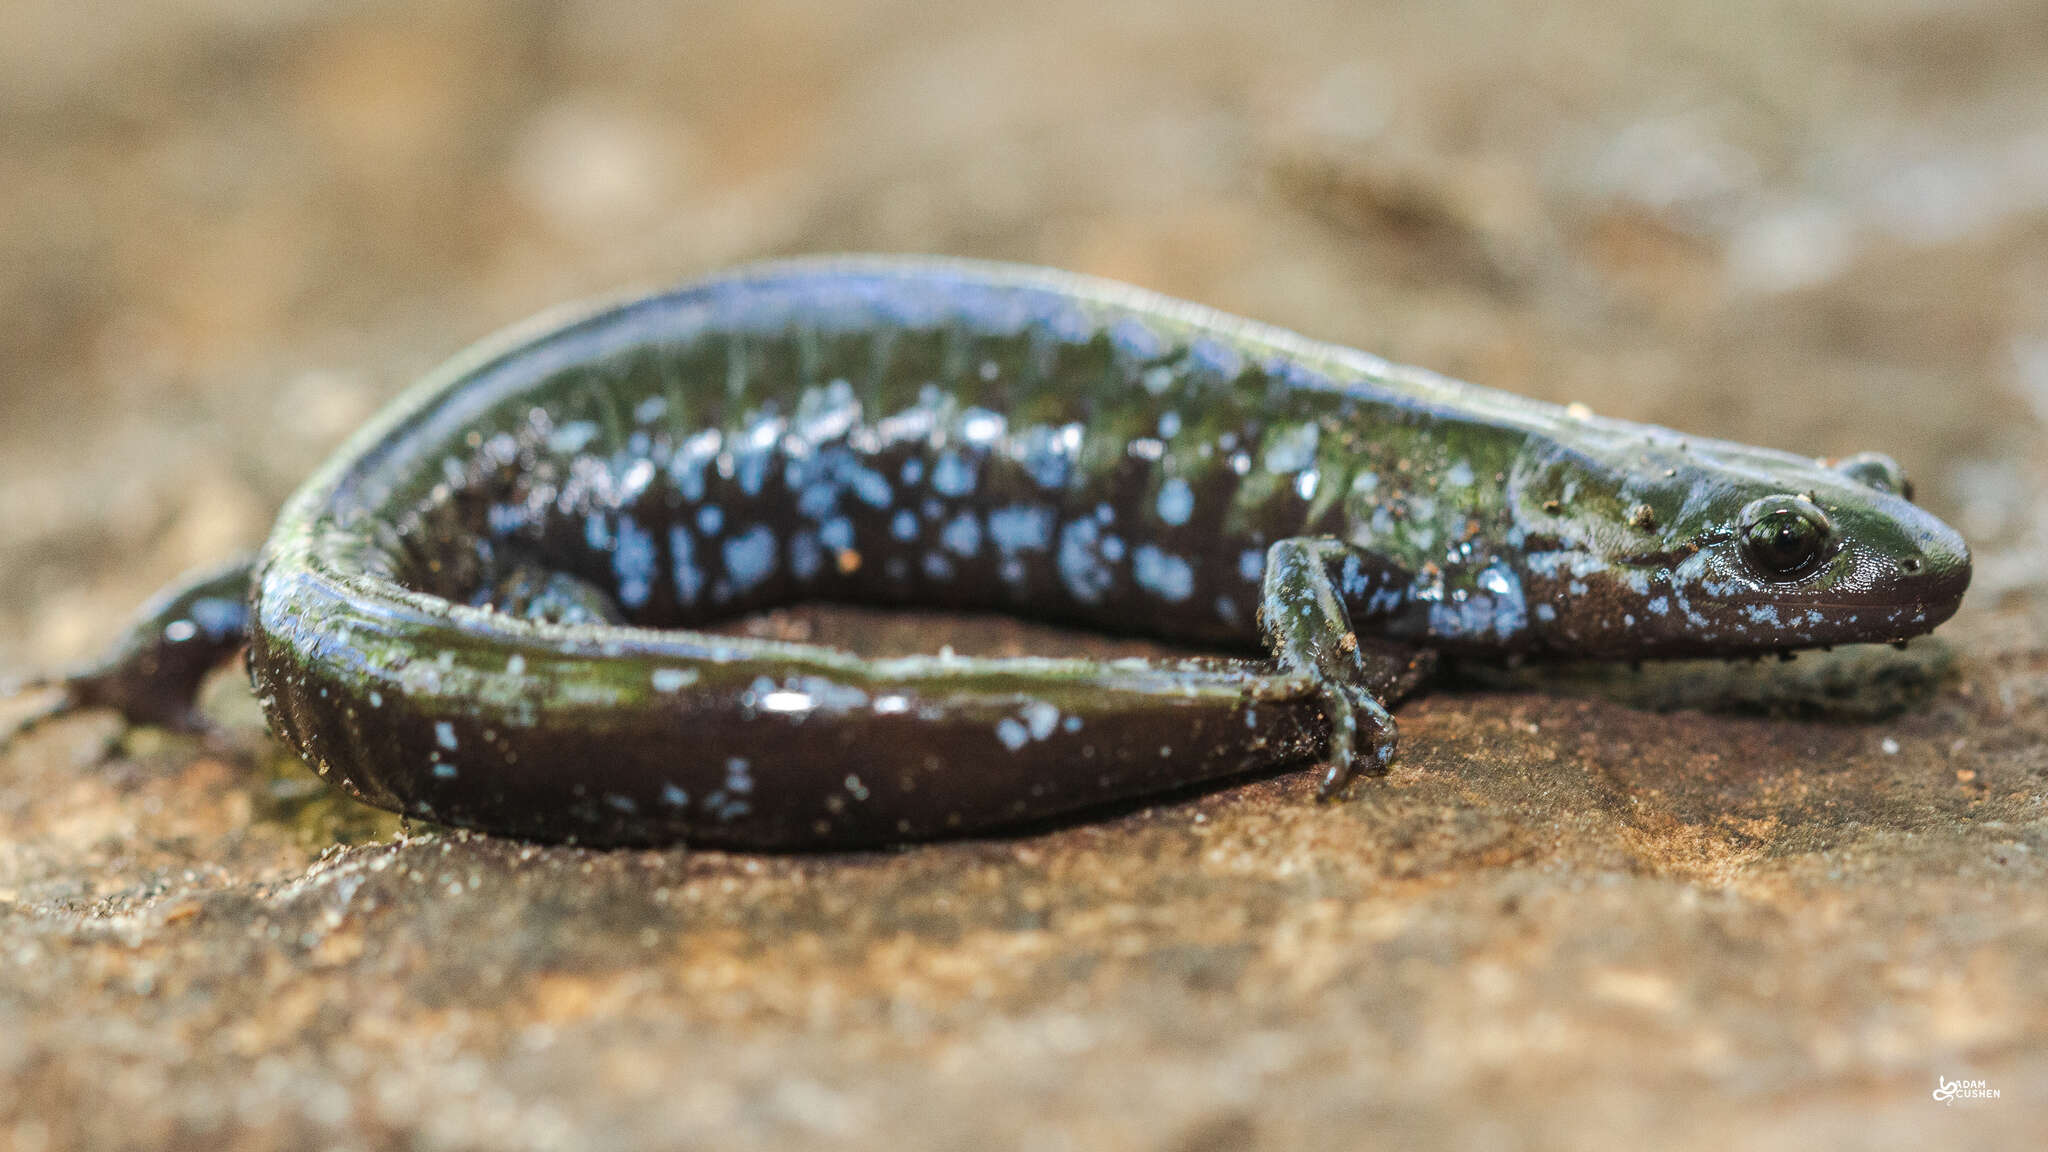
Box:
[1437,639,1960,723]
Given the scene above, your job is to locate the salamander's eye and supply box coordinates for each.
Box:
[1833,451,1914,502]
[1738,496,1836,580]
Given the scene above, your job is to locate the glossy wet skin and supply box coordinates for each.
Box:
[1502,424,1971,659]
[7,258,1974,847]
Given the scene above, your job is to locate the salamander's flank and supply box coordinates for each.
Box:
[4,257,1972,847]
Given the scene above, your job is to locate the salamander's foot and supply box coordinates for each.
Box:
[1313,682,1398,800]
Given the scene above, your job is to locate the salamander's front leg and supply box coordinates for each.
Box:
[1258,537,1427,798]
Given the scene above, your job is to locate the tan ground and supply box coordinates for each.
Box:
[2,1,2045,1147]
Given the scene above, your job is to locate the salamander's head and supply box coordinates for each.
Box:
[1510,427,1971,659]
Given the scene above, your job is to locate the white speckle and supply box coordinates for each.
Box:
[652,668,694,692]
[874,695,911,714]
[760,690,814,713]
[1881,738,1901,755]
[634,395,667,424]
[1063,714,1083,733]
[506,654,527,676]
[1157,477,1195,526]
[435,722,459,751]
[1157,411,1182,438]
[1444,460,1475,488]
[725,758,753,793]
[661,784,689,807]
[164,619,198,643]
[844,774,870,800]
[1128,438,1165,461]
[1141,365,1175,395]
[433,764,458,780]
[698,505,724,536]
[1296,470,1320,501]
[961,408,1007,442]
[368,691,383,708]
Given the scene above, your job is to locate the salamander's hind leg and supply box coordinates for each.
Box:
[1,555,254,752]
[1258,537,1432,798]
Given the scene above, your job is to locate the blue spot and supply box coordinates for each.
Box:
[584,513,611,551]
[996,718,1030,752]
[892,509,919,542]
[1059,519,1113,604]
[612,516,657,609]
[931,451,975,497]
[1339,553,1375,600]
[942,513,982,557]
[1156,478,1195,526]
[723,526,777,593]
[736,451,771,497]
[789,530,822,582]
[821,517,854,552]
[1110,316,1167,362]
[670,528,703,603]
[901,457,925,486]
[798,480,838,520]
[1101,536,1125,562]
[1216,595,1239,623]
[922,552,955,581]
[1263,423,1320,474]
[698,505,723,536]
[1158,411,1182,439]
[1239,549,1266,584]
[988,506,1054,554]
[850,466,893,508]
[1134,545,1195,602]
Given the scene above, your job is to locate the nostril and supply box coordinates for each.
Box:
[1902,557,1924,575]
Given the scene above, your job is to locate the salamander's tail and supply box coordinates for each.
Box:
[0,554,256,754]
[0,674,84,752]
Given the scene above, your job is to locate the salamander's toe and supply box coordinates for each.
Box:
[1313,684,1398,800]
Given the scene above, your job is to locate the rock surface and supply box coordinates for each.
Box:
[3,1,2045,1147]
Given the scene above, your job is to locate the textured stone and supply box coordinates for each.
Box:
[3,1,2046,1148]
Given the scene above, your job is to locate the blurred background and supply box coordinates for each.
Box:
[4,3,2047,1149]
[4,0,2045,669]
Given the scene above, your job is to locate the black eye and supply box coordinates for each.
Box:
[1738,496,1835,580]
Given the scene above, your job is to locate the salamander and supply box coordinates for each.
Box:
[2,256,1972,847]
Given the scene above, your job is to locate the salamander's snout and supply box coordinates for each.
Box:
[1895,513,1972,625]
